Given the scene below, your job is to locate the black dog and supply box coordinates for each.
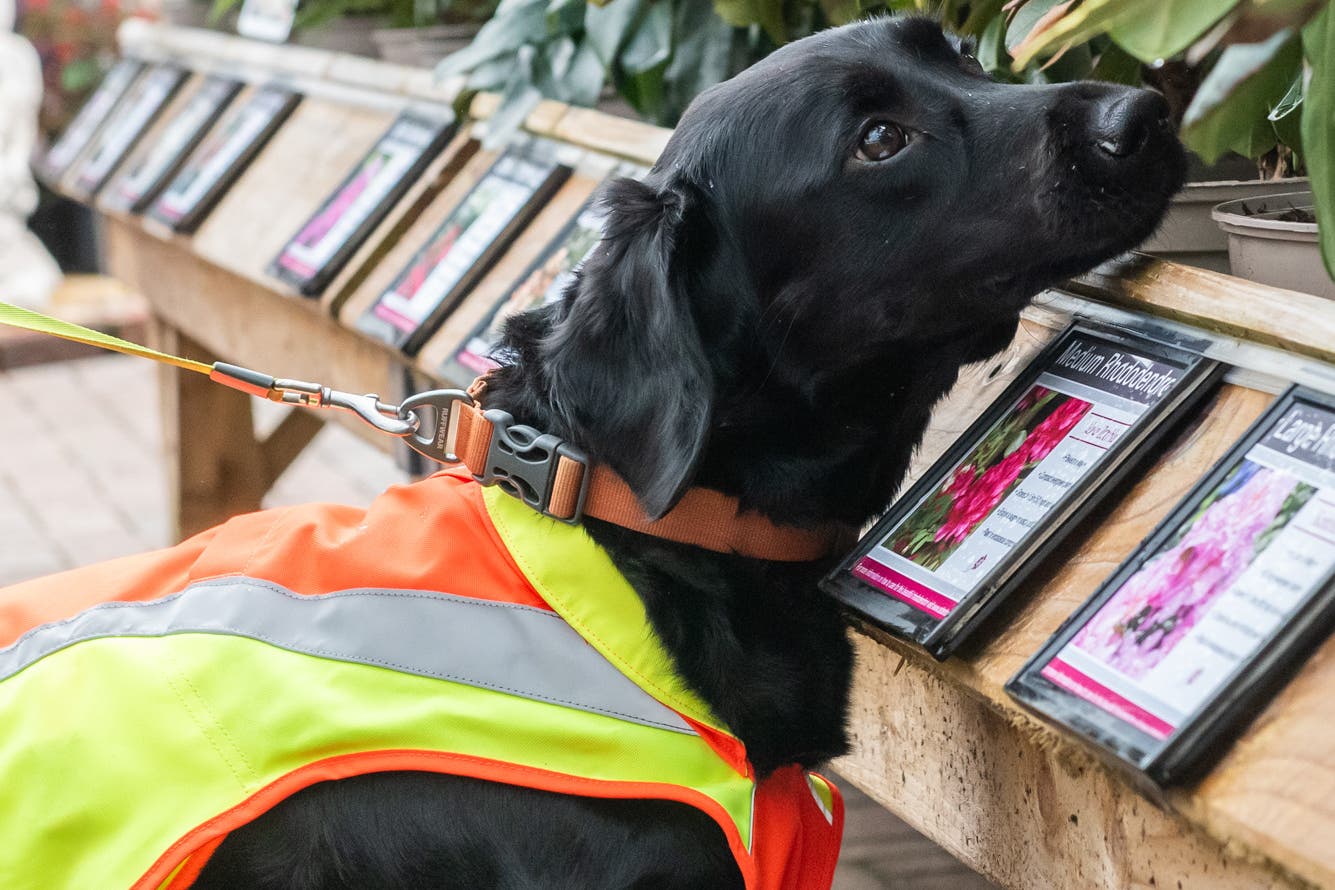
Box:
[196,16,1183,889]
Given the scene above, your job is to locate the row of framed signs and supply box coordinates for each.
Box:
[45,58,1335,791]
[38,58,627,378]
[826,326,1335,787]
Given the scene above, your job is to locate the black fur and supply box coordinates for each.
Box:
[198,16,1184,889]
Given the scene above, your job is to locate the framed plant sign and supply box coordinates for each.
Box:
[269,109,457,296]
[1009,385,1335,785]
[103,75,242,214]
[37,57,143,182]
[148,84,301,234]
[67,64,187,199]
[439,187,611,381]
[356,137,573,355]
[823,321,1222,659]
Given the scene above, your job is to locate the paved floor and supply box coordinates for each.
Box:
[0,353,996,890]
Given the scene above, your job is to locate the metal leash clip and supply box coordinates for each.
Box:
[210,363,477,465]
[208,362,411,438]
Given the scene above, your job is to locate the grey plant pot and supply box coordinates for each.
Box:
[294,17,386,57]
[1212,191,1334,300]
[1141,177,1310,273]
[371,24,482,67]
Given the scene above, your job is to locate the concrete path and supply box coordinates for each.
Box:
[0,353,996,890]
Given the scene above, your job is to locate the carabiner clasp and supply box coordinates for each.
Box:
[270,377,418,437]
[209,362,419,437]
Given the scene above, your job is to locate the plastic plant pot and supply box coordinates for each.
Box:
[1212,191,1335,301]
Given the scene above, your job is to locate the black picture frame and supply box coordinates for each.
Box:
[148,84,301,235]
[37,58,144,183]
[356,137,573,356]
[68,64,188,199]
[1007,384,1335,786]
[102,75,243,215]
[821,320,1223,659]
[268,109,457,297]
[438,189,610,384]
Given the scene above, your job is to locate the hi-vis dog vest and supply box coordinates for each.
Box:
[0,467,843,890]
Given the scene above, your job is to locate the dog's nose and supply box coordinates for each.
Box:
[1090,89,1171,158]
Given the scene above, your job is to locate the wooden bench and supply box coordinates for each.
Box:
[62,21,1335,889]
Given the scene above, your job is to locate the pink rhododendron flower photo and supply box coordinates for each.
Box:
[1073,460,1316,678]
[886,385,1091,570]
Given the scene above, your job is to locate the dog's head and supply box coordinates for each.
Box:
[520,16,1185,521]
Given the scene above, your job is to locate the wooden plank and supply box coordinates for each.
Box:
[414,166,607,384]
[1070,253,1335,366]
[836,308,1335,887]
[258,409,327,486]
[191,97,394,294]
[403,68,467,105]
[550,107,668,167]
[335,144,503,331]
[466,94,668,168]
[321,128,481,316]
[326,53,416,95]
[838,630,1292,890]
[103,217,403,456]
[149,321,268,540]
[523,100,572,137]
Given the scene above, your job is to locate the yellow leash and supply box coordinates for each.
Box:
[0,300,427,438]
[0,301,212,375]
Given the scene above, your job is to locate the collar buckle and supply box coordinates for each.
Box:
[477,408,591,524]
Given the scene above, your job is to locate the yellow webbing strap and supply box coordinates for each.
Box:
[0,301,211,376]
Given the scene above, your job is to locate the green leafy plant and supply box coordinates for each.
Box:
[20,0,134,137]
[438,0,1333,276]
[435,0,778,127]
[1007,0,1333,278]
[209,0,496,32]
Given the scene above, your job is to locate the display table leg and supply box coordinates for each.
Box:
[150,319,324,540]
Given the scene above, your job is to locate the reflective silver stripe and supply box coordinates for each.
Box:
[0,577,695,734]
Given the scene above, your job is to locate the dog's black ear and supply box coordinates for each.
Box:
[542,176,712,520]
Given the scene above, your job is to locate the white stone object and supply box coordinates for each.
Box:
[0,0,63,308]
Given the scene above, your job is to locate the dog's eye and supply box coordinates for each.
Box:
[856,121,908,162]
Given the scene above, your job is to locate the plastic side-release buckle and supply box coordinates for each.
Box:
[476,408,590,524]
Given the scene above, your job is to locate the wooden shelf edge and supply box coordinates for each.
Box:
[837,630,1317,890]
[1069,253,1335,365]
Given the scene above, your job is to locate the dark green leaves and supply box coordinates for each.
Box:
[1180,28,1303,162]
[1302,6,1335,278]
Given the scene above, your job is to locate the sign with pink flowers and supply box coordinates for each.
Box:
[824,323,1221,659]
[357,137,574,355]
[1010,386,1335,784]
[270,110,456,296]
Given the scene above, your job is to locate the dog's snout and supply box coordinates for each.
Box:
[1090,89,1171,159]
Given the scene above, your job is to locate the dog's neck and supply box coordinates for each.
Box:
[483,305,1019,774]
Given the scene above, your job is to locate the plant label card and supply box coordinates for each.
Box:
[823,322,1222,659]
[69,64,187,199]
[103,76,242,214]
[39,58,144,182]
[237,0,298,43]
[439,192,609,381]
[357,138,574,355]
[270,110,457,296]
[1008,385,1335,785]
[149,84,301,234]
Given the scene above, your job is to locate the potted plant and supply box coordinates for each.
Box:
[1007,0,1334,296]
[209,0,390,55]
[371,0,499,66]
